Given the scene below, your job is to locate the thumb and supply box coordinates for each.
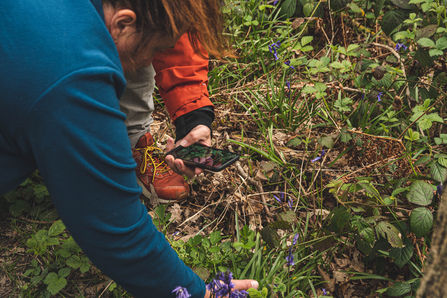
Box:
[232,279,259,291]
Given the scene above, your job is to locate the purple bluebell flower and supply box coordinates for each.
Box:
[361,93,365,100]
[172,231,180,237]
[285,247,295,266]
[377,92,383,102]
[274,195,282,204]
[268,41,281,61]
[395,42,407,51]
[286,81,291,91]
[172,286,191,298]
[311,149,326,163]
[207,281,230,298]
[288,198,293,210]
[323,288,327,295]
[284,60,295,69]
[280,191,285,201]
[273,0,278,4]
[230,290,249,298]
[292,233,299,245]
[438,183,443,196]
[311,156,321,162]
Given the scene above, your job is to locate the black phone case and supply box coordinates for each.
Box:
[166,144,240,172]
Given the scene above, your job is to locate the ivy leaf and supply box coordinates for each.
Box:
[406,180,433,206]
[386,282,411,297]
[389,237,413,268]
[376,221,403,248]
[410,207,433,238]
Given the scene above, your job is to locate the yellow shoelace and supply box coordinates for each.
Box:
[135,146,170,182]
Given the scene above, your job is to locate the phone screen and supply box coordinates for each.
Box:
[167,143,240,171]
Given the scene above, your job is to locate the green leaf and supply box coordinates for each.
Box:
[314,82,327,92]
[391,0,416,9]
[418,118,432,130]
[302,86,317,93]
[301,36,313,46]
[43,272,58,285]
[410,207,433,238]
[280,0,297,18]
[66,255,82,269]
[340,132,352,143]
[47,276,67,295]
[431,162,447,182]
[287,137,302,148]
[429,49,444,56]
[381,9,407,36]
[260,226,280,248]
[406,180,434,206]
[302,3,314,17]
[347,44,359,53]
[348,3,363,13]
[436,37,447,50]
[318,136,334,149]
[414,155,431,166]
[58,268,71,278]
[330,0,350,11]
[376,221,403,248]
[276,210,297,223]
[386,282,411,297]
[209,230,222,245]
[375,0,386,18]
[418,38,436,48]
[329,61,343,69]
[438,158,447,168]
[269,220,293,230]
[334,97,353,112]
[415,25,438,40]
[192,267,210,281]
[414,48,434,67]
[9,200,31,217]
[47,220,65,237]
[389,237,413,268]
[33,184,49,199]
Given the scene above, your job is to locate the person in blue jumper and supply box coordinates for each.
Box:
[0,0,258,297]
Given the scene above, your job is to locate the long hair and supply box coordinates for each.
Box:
[102,0,232,59]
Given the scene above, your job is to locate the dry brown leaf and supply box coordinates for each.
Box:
[334,271,349,284]
[168,203,183,224]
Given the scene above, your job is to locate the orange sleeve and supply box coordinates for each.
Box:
[152,33,213,122]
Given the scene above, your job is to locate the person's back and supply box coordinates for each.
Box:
[0,0,125,192]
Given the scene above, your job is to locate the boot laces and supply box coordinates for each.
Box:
[135,146,170,182]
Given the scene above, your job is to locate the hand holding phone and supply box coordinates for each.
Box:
[166,143,240,172]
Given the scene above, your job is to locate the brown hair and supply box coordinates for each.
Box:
[102,0,232,59]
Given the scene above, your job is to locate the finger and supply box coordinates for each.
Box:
[165,154,181,175]
[174,159,196,178]
[232,280,259,291]
[166,136,175,152]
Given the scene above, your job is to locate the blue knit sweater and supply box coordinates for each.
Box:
[0,0,205,297]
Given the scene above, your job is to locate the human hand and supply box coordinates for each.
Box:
[204,279,259,298]
[165,125,211,177]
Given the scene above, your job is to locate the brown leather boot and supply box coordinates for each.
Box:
[132,132,190,204]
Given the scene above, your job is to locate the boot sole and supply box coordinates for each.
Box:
[136,178,189,204]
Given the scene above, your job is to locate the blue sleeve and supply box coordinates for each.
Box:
[17,67,205,298]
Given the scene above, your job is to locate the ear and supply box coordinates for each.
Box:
[109,9,137,42]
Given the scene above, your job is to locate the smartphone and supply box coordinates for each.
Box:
[166,143,240,172]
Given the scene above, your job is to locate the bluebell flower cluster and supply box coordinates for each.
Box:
[206,269,249,298]
[172,286,191,298]
[285,233,299,266]
[274,192,285,204]
[284,60,295,69]
[268,41,281,61]
[395,42,407,51]
[311,149,326,163]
